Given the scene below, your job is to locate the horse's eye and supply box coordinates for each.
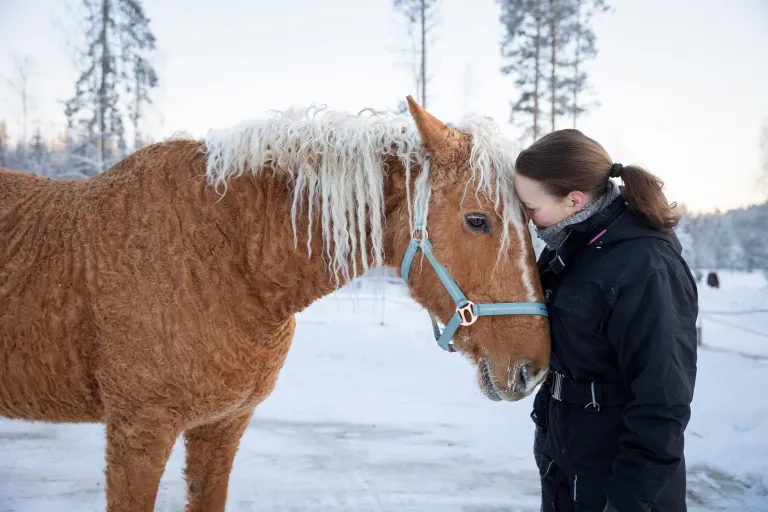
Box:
[464,213,490,233]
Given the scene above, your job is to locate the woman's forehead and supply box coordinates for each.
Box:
[515,175,547,201]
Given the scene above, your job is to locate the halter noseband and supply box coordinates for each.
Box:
[400,163,548,352]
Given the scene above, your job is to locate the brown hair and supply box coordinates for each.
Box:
[515,129,679,232]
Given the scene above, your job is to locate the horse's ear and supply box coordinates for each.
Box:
[406,95,460,156]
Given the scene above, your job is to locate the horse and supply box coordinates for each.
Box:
[0,96,550,512]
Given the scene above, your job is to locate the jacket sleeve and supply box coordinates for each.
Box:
[604,268,698,511]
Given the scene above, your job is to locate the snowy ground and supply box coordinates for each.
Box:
[1,272,767,511]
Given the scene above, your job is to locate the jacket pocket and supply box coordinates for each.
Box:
[539,453,555,481]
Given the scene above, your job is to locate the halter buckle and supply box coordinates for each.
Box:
[412,228,428,241]
[457,301,477,326]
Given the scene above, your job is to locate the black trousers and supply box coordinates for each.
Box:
[538,456,688,511]
[540,460,607,512]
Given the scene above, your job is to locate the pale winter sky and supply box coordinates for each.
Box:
[1,0,767,213]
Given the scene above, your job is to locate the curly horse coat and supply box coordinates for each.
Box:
[0,97,550,511]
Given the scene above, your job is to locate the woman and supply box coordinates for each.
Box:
[514,129,698,512]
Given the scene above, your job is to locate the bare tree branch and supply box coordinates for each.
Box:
[0,55,37,164]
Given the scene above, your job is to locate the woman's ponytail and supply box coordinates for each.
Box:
[617,164,679,233]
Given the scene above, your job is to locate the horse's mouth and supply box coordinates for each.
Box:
[480,357,503,401]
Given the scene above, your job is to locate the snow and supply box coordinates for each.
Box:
[1,273,767,511]
[696,269,768,358]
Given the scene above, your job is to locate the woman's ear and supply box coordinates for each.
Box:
[567,191,586,213]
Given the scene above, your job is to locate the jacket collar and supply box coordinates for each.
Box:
[542,196,628,275]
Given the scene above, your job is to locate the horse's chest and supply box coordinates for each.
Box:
[210,334,293,401]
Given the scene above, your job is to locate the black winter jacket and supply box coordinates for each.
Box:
[532,197,699,511]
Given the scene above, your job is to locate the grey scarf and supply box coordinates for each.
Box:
[535,180,622,250]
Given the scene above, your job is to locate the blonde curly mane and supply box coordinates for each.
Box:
[202,106,524,284]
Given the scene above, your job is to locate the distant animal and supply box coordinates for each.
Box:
[0,97,550,511]
[707,271,720,288]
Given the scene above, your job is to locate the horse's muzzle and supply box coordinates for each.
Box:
[479,357,546,402]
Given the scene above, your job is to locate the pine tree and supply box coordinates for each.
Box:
[127,56,157,149]
[500,0,546,141]
[546,0,577,132]
[564,0,609,128]
[500,0,604,138]
[120,0,157,150]
[393,0,439,108]
[64,102,101,178]
[65,0,158,175]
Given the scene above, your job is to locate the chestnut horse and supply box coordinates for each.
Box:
[0,97,550,511]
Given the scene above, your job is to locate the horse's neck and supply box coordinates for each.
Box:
[226,155,412,321]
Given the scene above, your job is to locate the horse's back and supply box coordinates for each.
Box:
[0,167,44,209]
[0,144,208,423]
[0,167,104,422]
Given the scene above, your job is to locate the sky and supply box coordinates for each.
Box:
[1,0,767,213]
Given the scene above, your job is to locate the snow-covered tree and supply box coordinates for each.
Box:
[675,214,698,268]
[25,128,54,177]
[710,212,742,270]
[730,203,768,273]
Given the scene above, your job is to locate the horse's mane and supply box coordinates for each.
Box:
[201,105,522,284]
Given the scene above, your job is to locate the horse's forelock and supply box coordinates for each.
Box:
[454,114,534,301]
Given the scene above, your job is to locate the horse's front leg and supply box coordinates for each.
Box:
[105,411,181,512]
[183,408,254,512]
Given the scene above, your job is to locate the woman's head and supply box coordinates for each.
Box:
[513,129,679,232]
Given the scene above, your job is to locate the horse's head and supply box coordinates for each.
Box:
[391,97,550,402]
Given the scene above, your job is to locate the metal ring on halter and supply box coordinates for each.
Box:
[412,228,428,240]
[457,301,477,326]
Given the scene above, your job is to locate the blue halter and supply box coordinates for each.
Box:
[400,165,549,352]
